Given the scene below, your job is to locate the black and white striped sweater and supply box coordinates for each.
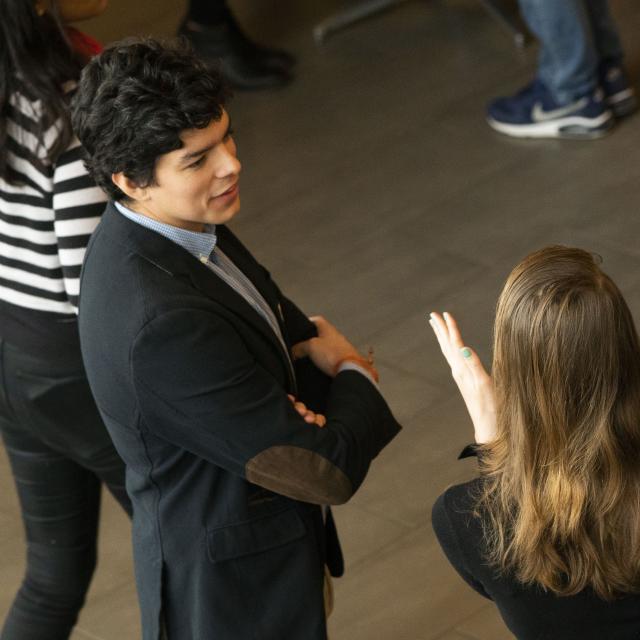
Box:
[0,77,106,356]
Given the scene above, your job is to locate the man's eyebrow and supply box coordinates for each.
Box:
[180,143,214,164]
[179,117,233,164]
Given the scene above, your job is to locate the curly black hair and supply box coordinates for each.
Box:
[71,37,229,201]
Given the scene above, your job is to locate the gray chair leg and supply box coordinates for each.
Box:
[314,0,526,47]
[313,0,411,43]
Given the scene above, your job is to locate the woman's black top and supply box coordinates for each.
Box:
[432,478,640,640]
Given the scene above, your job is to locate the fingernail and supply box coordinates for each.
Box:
[460,347,472,359]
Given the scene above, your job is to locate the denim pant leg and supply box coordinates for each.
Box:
[0,340,131,639]
[518,0,598,103]
[583,0,624,64]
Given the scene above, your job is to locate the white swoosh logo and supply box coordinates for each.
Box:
[531,97,589,122]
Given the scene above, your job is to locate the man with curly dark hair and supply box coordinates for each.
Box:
[71,38,400,640]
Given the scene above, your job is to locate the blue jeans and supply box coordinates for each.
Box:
[0,339,131,640]
[519,0,625,103]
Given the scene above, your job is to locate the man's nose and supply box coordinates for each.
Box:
[216,146,241,177]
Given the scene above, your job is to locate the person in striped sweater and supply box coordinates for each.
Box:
[0,1,132,638]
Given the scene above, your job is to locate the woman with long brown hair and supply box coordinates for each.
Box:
[430,246,640,639]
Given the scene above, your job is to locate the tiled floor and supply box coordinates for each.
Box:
[2,0,640,638]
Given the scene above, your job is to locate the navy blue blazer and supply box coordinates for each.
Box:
[79,203,401,639]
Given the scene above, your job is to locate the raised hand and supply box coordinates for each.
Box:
[429,312,496,444]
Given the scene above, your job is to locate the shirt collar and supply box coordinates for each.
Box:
[114,200,217,262]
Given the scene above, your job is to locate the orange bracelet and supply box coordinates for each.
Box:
[334,355,379,383]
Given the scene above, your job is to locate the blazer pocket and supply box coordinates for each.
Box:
[207,508,306,564]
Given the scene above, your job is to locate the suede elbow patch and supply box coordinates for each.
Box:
[245,446,352,505]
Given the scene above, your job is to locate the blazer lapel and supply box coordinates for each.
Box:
[179,252,298,394]
[216,226,287,334]
[101,205,295,390]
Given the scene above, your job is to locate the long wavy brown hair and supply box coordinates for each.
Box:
[478,246,640,599]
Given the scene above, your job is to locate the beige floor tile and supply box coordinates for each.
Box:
[455,604,516,640]
[0,446,19,515]
[331,503,411,571]
[74,580,141,640]
[70,627,106,640]
[434,633,474,640]
[328,527,487,640]
[349,394,481,527]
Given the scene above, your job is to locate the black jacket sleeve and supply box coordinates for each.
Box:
[131,308,400,506]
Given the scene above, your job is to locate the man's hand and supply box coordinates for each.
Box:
[288,395,326,428]
[429,312,496,444]
[292,316,377,380]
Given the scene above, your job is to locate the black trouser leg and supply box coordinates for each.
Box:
[0,438,101,640]
[187,0,229,26]
[0,340,131,639]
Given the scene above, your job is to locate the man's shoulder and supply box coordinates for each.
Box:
[84,203,192,287]
[81,206,201,324]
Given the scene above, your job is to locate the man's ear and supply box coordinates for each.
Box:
[111,172,150,202]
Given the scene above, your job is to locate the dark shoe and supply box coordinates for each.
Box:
[220,12,296,73]
[487,79,613,139]
[178,18,293,91]
[598,62,637,119]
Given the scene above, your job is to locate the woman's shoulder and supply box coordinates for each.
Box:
[8,76,82,171]
[432,477,486,534]
[436,477,484,509]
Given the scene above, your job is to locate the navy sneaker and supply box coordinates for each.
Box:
[487,80,613,139]
[599,62,637,118]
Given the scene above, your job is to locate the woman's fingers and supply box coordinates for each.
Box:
[430,312,471,372]
[428,310,497,444]
[443,312,465,350]
[430,311,488,385]
[429,312,453,361]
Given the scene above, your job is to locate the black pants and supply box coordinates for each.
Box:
[188,0,229,25]
[0,339,131,640]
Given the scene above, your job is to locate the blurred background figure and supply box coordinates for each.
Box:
[0,1,131,638]
[178,0,295,89]
[430,247,640,639]
[487,0,637,139]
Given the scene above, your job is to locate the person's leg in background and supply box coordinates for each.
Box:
[584,0,637,117]
[0,428,102,640]
[485,0,634,138]
[519,0,598,104]
[179,0,295,90]
[0,340,131,639]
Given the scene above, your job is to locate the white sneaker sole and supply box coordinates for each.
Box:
[487,111,613,139]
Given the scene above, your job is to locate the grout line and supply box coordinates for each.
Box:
[74,626,106,640]
[429,627,464,640]
[356,502,418,529]
[342,521,433,574]
[454,631,482,640]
